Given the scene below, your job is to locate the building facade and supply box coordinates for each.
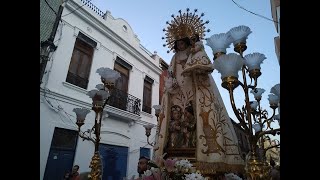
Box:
[264,137,280,166]
[270,0,280,166]
[40,0,162,179]
[40,0,61,42]
[158,58,169,105]
[270,0,280,64]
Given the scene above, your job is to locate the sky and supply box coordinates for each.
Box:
[89,0,280,141]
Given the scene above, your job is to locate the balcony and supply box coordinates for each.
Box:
[107,88,141,116]
[80,0,105,17]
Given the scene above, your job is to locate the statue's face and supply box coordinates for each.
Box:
[184,111,192,119]
[190,36,197,44]
[172,110,181,120]
[177,40,187,51]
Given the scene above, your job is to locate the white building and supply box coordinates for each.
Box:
[40,0,162,179]
[270,0,280,64]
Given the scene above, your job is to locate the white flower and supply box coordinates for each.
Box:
[225,173,243,180]
[150,167,160,173]
[184,172,205,180]
[176,159,192,169]
[143,169,152,176]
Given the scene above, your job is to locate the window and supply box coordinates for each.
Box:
[50,127,78,150]
[114,61,130,93]
[142,76,153,114]
[66,32,96,89]
[108,58,131,111]
[122,25,127,32]
[140,147,150,159]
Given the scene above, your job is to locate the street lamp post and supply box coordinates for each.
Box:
[206,25,280,180]
[152,105,162,138]
[143,105,161,147]
[73,67,121,180]
[143,105,162,160]
[143,124,156,147]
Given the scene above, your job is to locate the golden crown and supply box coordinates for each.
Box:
[162,8,210,52]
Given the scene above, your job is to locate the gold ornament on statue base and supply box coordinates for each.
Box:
[244,152,271,180]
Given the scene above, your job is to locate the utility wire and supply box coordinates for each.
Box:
[62,0,92,17]
[231,0,279,24]
[44,0,58,16]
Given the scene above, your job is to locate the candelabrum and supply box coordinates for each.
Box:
[206,25,280,180]
[143,123,156,147]
[143,105,161,148]
[72,67,121,180]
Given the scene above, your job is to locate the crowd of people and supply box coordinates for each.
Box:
[60,157,279,180]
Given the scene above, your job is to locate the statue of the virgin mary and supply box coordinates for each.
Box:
[154,9,244,175]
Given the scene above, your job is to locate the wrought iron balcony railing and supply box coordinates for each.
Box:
[80,0,105,17]
[107,88,141,116]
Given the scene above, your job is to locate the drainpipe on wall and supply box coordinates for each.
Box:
[40,4,64,85]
